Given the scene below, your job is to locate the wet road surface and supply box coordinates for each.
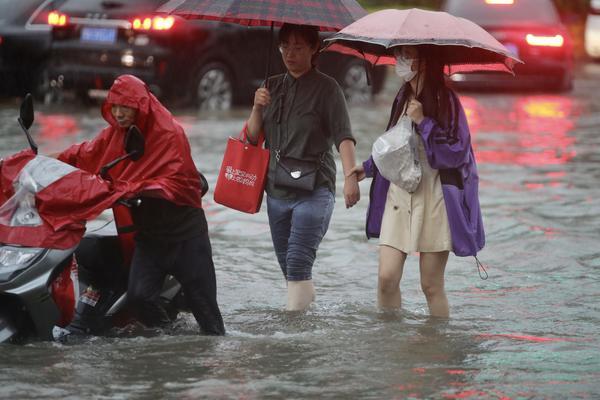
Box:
[0,64,599,399]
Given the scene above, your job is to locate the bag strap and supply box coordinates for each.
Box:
[240,123,265,147]
[274,74,325,166]
[475,256,488,280]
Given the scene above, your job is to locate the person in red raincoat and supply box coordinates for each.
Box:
[57,75,225,335]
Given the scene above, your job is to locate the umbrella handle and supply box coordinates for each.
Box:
[265,22,274,89]
[359,51,371,87]
[415,58,421,99]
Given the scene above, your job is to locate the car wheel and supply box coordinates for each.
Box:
[194,62,234,111]
[340,60,372,105]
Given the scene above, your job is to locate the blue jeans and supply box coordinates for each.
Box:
[266,187,335,281]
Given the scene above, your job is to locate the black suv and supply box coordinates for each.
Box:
[0,0,67,97]
[47,0,385,109]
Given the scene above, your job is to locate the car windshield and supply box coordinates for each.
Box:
[444,0,560,26]
[59,0,166,15]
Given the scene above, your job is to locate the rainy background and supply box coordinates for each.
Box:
[0,59,599,398]
[1,0,600,397]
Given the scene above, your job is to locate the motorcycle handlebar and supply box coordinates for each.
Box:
[117,198,142,208]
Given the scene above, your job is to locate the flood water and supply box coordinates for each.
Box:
[1,65,599,399]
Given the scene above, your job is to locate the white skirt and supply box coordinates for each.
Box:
[379,136,452,253]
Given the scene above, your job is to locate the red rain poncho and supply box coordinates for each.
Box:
[0,75,202,249]
[58,74,202,209]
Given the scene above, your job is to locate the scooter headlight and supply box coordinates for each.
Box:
[0,246,43,282]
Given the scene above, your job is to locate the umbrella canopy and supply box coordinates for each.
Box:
[323,8,523,75]
[158,0,367,31]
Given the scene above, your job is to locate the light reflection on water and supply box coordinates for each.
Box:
[0,74,599,399]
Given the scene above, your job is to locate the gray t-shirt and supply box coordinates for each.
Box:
[262,68,355,199]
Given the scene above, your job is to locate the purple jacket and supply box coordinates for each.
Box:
[363,87,485,257]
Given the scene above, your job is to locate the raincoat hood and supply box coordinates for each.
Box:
[59,74,203,209]
[101,74,153,132]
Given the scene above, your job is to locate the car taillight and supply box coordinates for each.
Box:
[526,34,564,47]
[48,11,68,27]
[132,16,175,31]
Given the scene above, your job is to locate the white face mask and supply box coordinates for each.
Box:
[394,54,417,82]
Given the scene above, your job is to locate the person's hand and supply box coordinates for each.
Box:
[348,164,366,182]
[253,88,271,109]
[406,99,425,125]
[343,173,360,208]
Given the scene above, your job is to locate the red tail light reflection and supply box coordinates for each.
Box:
[36,113,79,141]
[48,11,68,26]
[462,95,578,166]
[526,34,564,47]
[485,0,514,4]
[132,16,175,31]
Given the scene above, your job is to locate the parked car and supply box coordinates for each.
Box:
[46,0,385,110]
[0,0,67,97]
[441,0,574,92]
[585,0,600,60]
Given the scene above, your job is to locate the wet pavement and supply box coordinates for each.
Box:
[0,64,599,399]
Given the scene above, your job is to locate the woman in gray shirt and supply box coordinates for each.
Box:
[246,23,360,311]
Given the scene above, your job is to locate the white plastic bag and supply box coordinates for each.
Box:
[372,116,422,193]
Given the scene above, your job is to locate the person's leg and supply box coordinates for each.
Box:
[127,239,172,327]
[287,280,315,311]
[266,195,293,279]
[377,245,407,309]
[286,187,334,311]
[171,231,225,335]
[62,237,127,335]
[419,251,449,318]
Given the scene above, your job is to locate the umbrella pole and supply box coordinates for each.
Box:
[415,58,421,98]
[361,51,372,87]
[265,22,274,89]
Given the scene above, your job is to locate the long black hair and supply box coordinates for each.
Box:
[397,45,455,136]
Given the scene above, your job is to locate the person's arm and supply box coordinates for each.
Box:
[363,157,375,178]
[347,156,372,182]
[339,139,360,208]
[327,81,360,208]
[407,91,471,169]
[246,87,271,143]
[55,129,111,172]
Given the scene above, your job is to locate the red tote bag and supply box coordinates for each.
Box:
[214,126,269,213]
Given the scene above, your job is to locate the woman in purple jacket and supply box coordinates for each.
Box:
[350,46,485,317]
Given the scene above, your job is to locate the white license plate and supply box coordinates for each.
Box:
[80,27,117,43]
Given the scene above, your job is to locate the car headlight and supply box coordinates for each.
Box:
[0,246,44,281]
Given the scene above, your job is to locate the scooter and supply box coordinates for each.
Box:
[0,94,203,344]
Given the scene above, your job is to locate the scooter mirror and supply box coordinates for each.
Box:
[99,126,145,179]
[125,125,145,161]
[19,94,34,130]
[17,93,38,154]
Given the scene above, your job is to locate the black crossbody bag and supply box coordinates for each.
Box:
[274,152,324,192]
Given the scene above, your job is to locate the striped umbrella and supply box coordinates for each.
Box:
[158,0,368,83]
[158,0,367,31]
